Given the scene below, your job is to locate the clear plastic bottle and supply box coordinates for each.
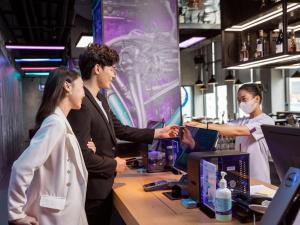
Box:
[215,171,232,222]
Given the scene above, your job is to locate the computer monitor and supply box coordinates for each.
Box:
[174,126,219,172]
[261,125,300,181]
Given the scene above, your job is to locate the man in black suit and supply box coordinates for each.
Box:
[68,44,178,225]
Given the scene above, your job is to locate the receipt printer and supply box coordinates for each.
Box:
[187,150,250,218]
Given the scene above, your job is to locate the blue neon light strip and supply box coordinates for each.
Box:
[25,72,50,76]
[15,58,62,62]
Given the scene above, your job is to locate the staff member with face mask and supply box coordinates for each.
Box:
[185,83,274,183]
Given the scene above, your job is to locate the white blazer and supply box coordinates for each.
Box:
[8,107,88,225]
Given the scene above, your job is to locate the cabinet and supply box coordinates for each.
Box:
[221,0,300,69]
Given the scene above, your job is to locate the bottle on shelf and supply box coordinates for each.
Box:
[239,41,249,62]
[288,29,297,52]
[260,0,266,9]
[246,33,253,59]
[276,22,284,54]
[179,7,185,23]
[255,30,264,58]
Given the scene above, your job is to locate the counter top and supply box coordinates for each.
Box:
[113,169,276,225]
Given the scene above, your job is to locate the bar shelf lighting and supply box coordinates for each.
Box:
[21,67,58,71]
[275,63,300,69]
[15,58,62,62]
[179,37,206,48]
[6,45,65,50]
[25,72,50,76]
[227,54,300,69]
[274,24,300,33]
[225,3,300,32]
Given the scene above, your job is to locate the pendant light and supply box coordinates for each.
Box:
[199,66,209,91]
[195,65,204,87]
[199,84,207,91]
[194,53,205,87]
[225,70,235,82]
[234,78,243,86]
[291,70,300,78]
[208,74,217,85]
[234,72,243,86]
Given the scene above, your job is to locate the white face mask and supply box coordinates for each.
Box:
[239,98,257,114]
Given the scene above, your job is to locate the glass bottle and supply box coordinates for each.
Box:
[276,22,284,54]
[246,33,253,59]
[255,30,264,58]
[240,41,249,62]
[289,29,297,52]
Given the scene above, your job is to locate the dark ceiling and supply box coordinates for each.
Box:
[0,0,78,68]
[0,0,221,70]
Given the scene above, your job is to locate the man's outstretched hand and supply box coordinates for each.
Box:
[154,125,179,139]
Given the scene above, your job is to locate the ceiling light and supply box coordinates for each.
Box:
[208,75,217,85]
[199,84,207,91]
[6,45,65,50]
[179,37,206,48]
[291,71,300,78]
[225,70,235,82]
[25,72,50,76]
[225,3,299,32]
[195,79,204,87]
[76,35,93,48]
[15,58,62,62]
[234,78,243,86]
[21,67,57,71]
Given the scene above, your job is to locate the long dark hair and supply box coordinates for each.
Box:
[31,67,80,137]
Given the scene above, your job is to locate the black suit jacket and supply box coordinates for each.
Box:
[68,87,154,199]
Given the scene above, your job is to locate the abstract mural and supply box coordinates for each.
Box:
[93,0,181,128]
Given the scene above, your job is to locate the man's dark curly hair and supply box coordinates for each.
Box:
[78,43,119,80]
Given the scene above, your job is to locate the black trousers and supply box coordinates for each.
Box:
[85,192,113,225]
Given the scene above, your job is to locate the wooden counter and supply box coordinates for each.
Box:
[113,169,276,225]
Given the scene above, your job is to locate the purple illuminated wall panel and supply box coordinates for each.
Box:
[92,0,102,45]
[94,0,181,128]
[0,50,23,180]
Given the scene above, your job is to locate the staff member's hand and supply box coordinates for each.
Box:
[154,125,179,139]
[12,216,39,225]
[115,157,127,173]
[184,121,205,129]
[181,127,195,150]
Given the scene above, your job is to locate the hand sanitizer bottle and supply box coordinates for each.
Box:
[215,171,232,222]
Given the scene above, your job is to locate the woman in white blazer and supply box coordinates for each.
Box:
[8,67,93,225]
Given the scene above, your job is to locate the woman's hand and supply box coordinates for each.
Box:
[12,216,39,225]
[87,139,96,154]
[181,127,196,150]
[184,121,205,129]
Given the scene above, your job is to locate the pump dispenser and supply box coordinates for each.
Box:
[215,171,232,222]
